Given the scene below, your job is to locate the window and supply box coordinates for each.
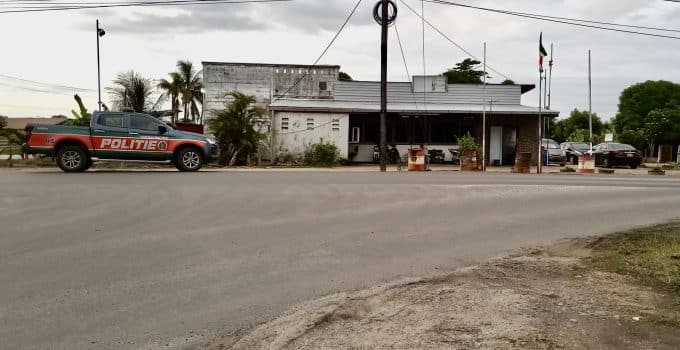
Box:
[332,119,340,132]
[350,127,360,143]
[99,114,125,128]
[319,81,327,91]
[307,118,315,130]
[130,114,161,131]
[281,117,289,131]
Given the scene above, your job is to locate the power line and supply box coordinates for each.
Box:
[275,0,363,100]
[0,74,95,91]
[393,22,419,112]
[0,82,95,95]
[425,0,680,40]
[423,0,680,34]
[398,0,510,80]
[0,0,291,14]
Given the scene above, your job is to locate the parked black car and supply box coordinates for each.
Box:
[542,138,565,166]
[560,142,591,165]
[591,143,643,169]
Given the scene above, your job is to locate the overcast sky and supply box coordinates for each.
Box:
[1,0,679,120]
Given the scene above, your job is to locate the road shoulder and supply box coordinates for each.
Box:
[204,224,680,350]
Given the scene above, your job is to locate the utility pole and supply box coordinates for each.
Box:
[379,0,389,172]
[482,42,487,172]
[96,20,106,111]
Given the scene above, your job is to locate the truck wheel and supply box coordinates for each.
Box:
[56,145,89,172]
[175,147,203,172]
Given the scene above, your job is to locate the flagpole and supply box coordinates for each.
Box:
[548,43,554,109]
[538,69,543,174]
[588,49,593,153]
[482,42,487,172]
[537,33,546,174]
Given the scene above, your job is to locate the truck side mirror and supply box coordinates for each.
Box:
[158,125,168,134]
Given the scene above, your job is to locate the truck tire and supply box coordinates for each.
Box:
[175,147,203,172]
[56,145,89,172]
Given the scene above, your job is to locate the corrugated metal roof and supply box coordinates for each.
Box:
[270,81,558,115]
[269,99,559,115]
[334,81,521,105]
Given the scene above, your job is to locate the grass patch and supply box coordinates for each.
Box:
[588,223,680,326]
[0,157,54,168]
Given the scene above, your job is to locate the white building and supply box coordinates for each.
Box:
[203,61,558,165]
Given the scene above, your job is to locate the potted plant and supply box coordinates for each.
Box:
[458,132,478,171]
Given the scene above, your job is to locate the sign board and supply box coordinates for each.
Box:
[604,133,614,142]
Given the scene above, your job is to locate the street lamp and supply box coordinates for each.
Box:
[96,20,106,111]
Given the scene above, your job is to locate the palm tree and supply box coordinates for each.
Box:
[156,72,182,125]
[107,70,155,113]
[176,60,203,123]
[208,92,266,166]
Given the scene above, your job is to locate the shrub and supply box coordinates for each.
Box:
[458,132,478,153]
[304,140,339,167]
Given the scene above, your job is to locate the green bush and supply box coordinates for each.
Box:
[304,140,339,167]
[458,132,478,152]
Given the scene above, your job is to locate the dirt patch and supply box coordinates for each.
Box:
[203,230,680,350]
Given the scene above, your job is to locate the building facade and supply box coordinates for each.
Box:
[203,61,559,165]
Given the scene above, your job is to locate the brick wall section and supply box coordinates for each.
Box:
[474,114,541,165]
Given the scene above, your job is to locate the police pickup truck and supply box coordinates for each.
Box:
[23,111,217,172]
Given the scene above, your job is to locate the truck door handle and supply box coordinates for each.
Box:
[94,129,106,133]
[129,132,139,135]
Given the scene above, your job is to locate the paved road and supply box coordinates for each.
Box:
[2,170,680,349]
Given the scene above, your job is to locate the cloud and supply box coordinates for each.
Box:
[94,0,374,35]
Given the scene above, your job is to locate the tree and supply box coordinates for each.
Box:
[442,58,489,84]
[156,72,182,125]
[501,79,515,85]
[612,80,680,134]
[176,60,203,123]
[208,92,266,166]
[68,94,92,126]
[552,109,603,143]
[0,116,26,162]
[107,70,155,113]
[338,71,353,82]
[642,108,680,155]
[617,129,647,151]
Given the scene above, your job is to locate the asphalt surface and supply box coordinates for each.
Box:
[2,169,680,349]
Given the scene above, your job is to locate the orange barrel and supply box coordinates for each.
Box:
[512,152,532,173]
[408,148,426,171]
[577,154,596,173]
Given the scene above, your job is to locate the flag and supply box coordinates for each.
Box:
[539,32,548,72]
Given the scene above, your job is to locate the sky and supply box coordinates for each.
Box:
[1,0,679,121]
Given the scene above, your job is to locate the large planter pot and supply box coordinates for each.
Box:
[459,149,477,171]
[512,152,532,173]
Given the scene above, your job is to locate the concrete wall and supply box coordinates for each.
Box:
[272,111,349,160]
[202,62,339,120]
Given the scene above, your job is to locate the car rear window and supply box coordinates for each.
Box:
[610,143,636,151]
[100,114,125,128]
